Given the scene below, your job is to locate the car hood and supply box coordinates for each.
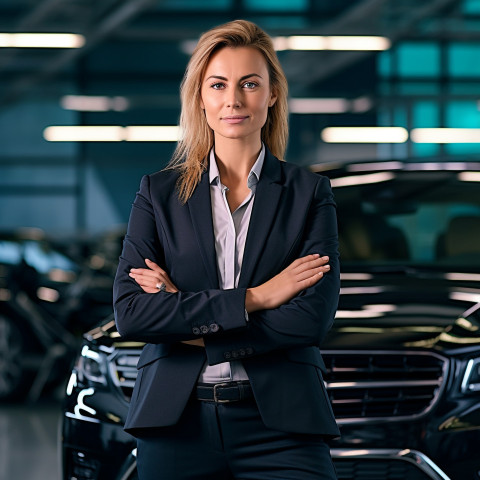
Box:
[85,270,480,353]
[323,270,480,352]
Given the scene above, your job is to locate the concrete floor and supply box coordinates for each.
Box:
[0,399,61,480]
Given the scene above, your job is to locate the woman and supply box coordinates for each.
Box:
[114,19,340,480]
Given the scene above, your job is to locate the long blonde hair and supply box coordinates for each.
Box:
[169,19,289,203]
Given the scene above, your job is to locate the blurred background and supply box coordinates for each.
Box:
[1,0,480,478]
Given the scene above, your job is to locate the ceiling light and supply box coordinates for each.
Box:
[411,128,480,143]
[289,96,372,114]
[458,172,480,182]
[347,161,403,172]
[43,125,181,142]
[273,35,390,51]
[289,98,349,114]
[125,126,181,142]
[322,127,408,143]
[61,95,129,112]
[330,172,395,188]
[0,33,85,48]
[44,126,124,142]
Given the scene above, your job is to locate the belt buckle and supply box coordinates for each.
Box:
[213,382,234,403]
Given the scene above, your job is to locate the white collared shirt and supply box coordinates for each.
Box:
[198,144,265,383]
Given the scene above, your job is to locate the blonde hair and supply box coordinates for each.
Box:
[169,19,289,203]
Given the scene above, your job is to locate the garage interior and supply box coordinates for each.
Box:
[1,0,480,479]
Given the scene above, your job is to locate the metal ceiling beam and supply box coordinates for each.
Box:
[0,0,158,106]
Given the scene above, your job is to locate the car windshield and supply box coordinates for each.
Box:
[332,170,480,270]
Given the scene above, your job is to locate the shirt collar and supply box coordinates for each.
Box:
[209,144,265,190]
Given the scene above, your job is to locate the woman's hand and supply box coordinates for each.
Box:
[129,259,179,294]
[129,260,203,347]
[245,254,330,312]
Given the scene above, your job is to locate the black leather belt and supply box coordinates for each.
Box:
[196,381,254,403]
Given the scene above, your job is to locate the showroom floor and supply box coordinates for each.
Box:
[0,398,61,479]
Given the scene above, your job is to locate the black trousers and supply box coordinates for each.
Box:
[136,396,338,480]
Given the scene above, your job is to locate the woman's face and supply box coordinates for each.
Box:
[200,46,277,146]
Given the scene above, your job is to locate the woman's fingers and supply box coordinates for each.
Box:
[129,260,179,293]
[145,258,165,273]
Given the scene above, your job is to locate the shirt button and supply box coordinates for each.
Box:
[200,325,209,334]
[209,323,219,333]
[192,327,200,335]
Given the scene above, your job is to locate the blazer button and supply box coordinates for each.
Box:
[192,327,200,335]
[224,352,232,360]
[232,350,239,359]
[239,349,246,357]
[209,323,219,333]
[246,347,254,355]
[200,325,209,334]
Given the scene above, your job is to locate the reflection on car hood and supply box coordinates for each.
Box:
[85,270,480,353]
[324,270,480,351]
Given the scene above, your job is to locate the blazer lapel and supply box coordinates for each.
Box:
[239,150,283,288]
[187,170,219,288]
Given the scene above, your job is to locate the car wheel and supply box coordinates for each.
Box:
[0,314,31,401]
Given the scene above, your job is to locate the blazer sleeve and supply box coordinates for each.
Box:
[203,175,340,365]
[113,175,248,343]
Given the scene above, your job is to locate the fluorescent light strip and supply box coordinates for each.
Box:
[289,97,372,114]
[289,98,349,114]
[61,95,129,112]
[0,33,85,48]
[43,126,181,142]
[458,171,480,182]
[273,35,390,51]
[125,126,181,142]
[411,128,480,143]
[322,127,408,143]
[331,172,395,188]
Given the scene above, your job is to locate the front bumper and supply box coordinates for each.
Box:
[332,448,451,480]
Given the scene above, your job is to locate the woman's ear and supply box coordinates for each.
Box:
[268,89,277,108]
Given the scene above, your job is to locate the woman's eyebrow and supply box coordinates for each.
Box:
[204,73,263,82]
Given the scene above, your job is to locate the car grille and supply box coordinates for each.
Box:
[323,350,448,422]
[108,349,141,401]
[108,348,448,421]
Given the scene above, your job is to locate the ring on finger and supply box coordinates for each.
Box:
[155,282,166,292]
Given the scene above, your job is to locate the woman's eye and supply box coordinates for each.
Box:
[243,82,258,89]
[211,82,225,90]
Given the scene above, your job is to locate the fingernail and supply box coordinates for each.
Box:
[324,265,330,270]
[318,271,324,277]
[313,253,320,258]
[145,259,151,262]
[322,256,329,261]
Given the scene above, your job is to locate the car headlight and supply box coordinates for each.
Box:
[76,345,108,386]
[461,357,480,393]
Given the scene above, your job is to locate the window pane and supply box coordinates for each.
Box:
[448,43,480,77]
[446,101,480,154]
[462,0,480,14]
[412,101,440,156]
[244,0,308,10]
[397,42,440,77]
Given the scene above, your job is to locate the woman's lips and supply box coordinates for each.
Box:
[222,115,249,124]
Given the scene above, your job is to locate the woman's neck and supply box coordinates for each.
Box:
[213,137,262,187]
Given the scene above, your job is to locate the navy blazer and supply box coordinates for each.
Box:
[114,148,340,438]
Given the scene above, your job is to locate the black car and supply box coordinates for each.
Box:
[61,160,480,480]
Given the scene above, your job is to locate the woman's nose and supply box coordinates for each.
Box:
[226,88,242,108]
